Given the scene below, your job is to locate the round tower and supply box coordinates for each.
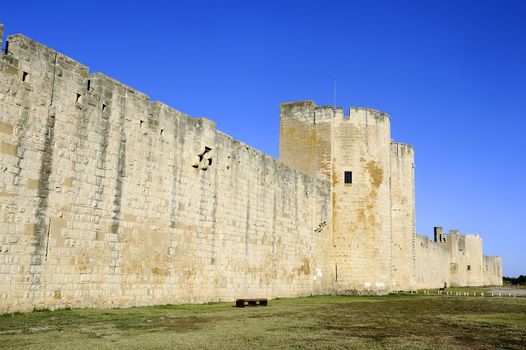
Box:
[331,107,392,293]
[390,142,416,291]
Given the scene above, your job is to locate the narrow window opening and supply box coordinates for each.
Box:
[344,171,353,184]
[76,93,82,103]
[4,41,9,55]
[160,129,164,135]
[87,79,91,91]
[140,120,144,127]
[22,71,29,82]
[467,265,471,271]
[102,104,106,111]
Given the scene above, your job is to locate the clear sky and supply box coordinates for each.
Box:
[1,0,524,276]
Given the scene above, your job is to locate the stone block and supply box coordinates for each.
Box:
[0,121,13,135]
[0,142,16,156]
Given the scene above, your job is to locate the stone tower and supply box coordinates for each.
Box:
[279,101,397,292]
[390,142,417,290]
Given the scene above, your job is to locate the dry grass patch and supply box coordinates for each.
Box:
[0,294,525,349]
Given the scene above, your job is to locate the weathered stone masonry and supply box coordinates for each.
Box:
[0,26,501,313]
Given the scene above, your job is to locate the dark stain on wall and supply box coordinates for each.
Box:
[29,52,59,290]
[109,94,127,273]
[365,160,383,189]
[94,89,112,211]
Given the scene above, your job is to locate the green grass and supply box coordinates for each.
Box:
[1,293,525,349]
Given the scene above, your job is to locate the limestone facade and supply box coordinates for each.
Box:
[0,27,502,313]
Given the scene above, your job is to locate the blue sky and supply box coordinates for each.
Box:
[1,0,524,276]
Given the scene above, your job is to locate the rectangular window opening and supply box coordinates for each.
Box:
[467,265,471,271]
[344,171,352,184]
[87,79,91,91]
[102,104,106,111]
[76,93,82,103]
[22,71,29,82]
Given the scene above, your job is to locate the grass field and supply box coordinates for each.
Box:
[1,294,525,349]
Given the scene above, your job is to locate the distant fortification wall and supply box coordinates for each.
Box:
[415,235,450,289]
[0,33,333,313]
[416,227,501,289]
[446,232,484,287]
[483,256,503,286]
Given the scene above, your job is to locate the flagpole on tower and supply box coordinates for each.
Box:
[333,79,337,108]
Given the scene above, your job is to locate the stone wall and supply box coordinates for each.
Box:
[446,232,484,287]
[415,235,450,289]
[419,228,502,288]
[0,34,333,313]
[0,28,502,313]
[483,256,502,286]
[279,101,333,181]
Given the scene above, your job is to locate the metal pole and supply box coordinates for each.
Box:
[333,79,336,107]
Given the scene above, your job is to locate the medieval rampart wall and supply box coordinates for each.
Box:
[447,232,484,287]
[0,27,503,313]
[0,34,333,313]
[415,235,450,289]
[483,256,502,286]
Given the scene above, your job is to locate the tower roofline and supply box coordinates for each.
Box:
[280,101,391,120]
[280,100,317,108]
[348,107,391,121]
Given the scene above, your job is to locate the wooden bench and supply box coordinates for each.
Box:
[235,298,268,308]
